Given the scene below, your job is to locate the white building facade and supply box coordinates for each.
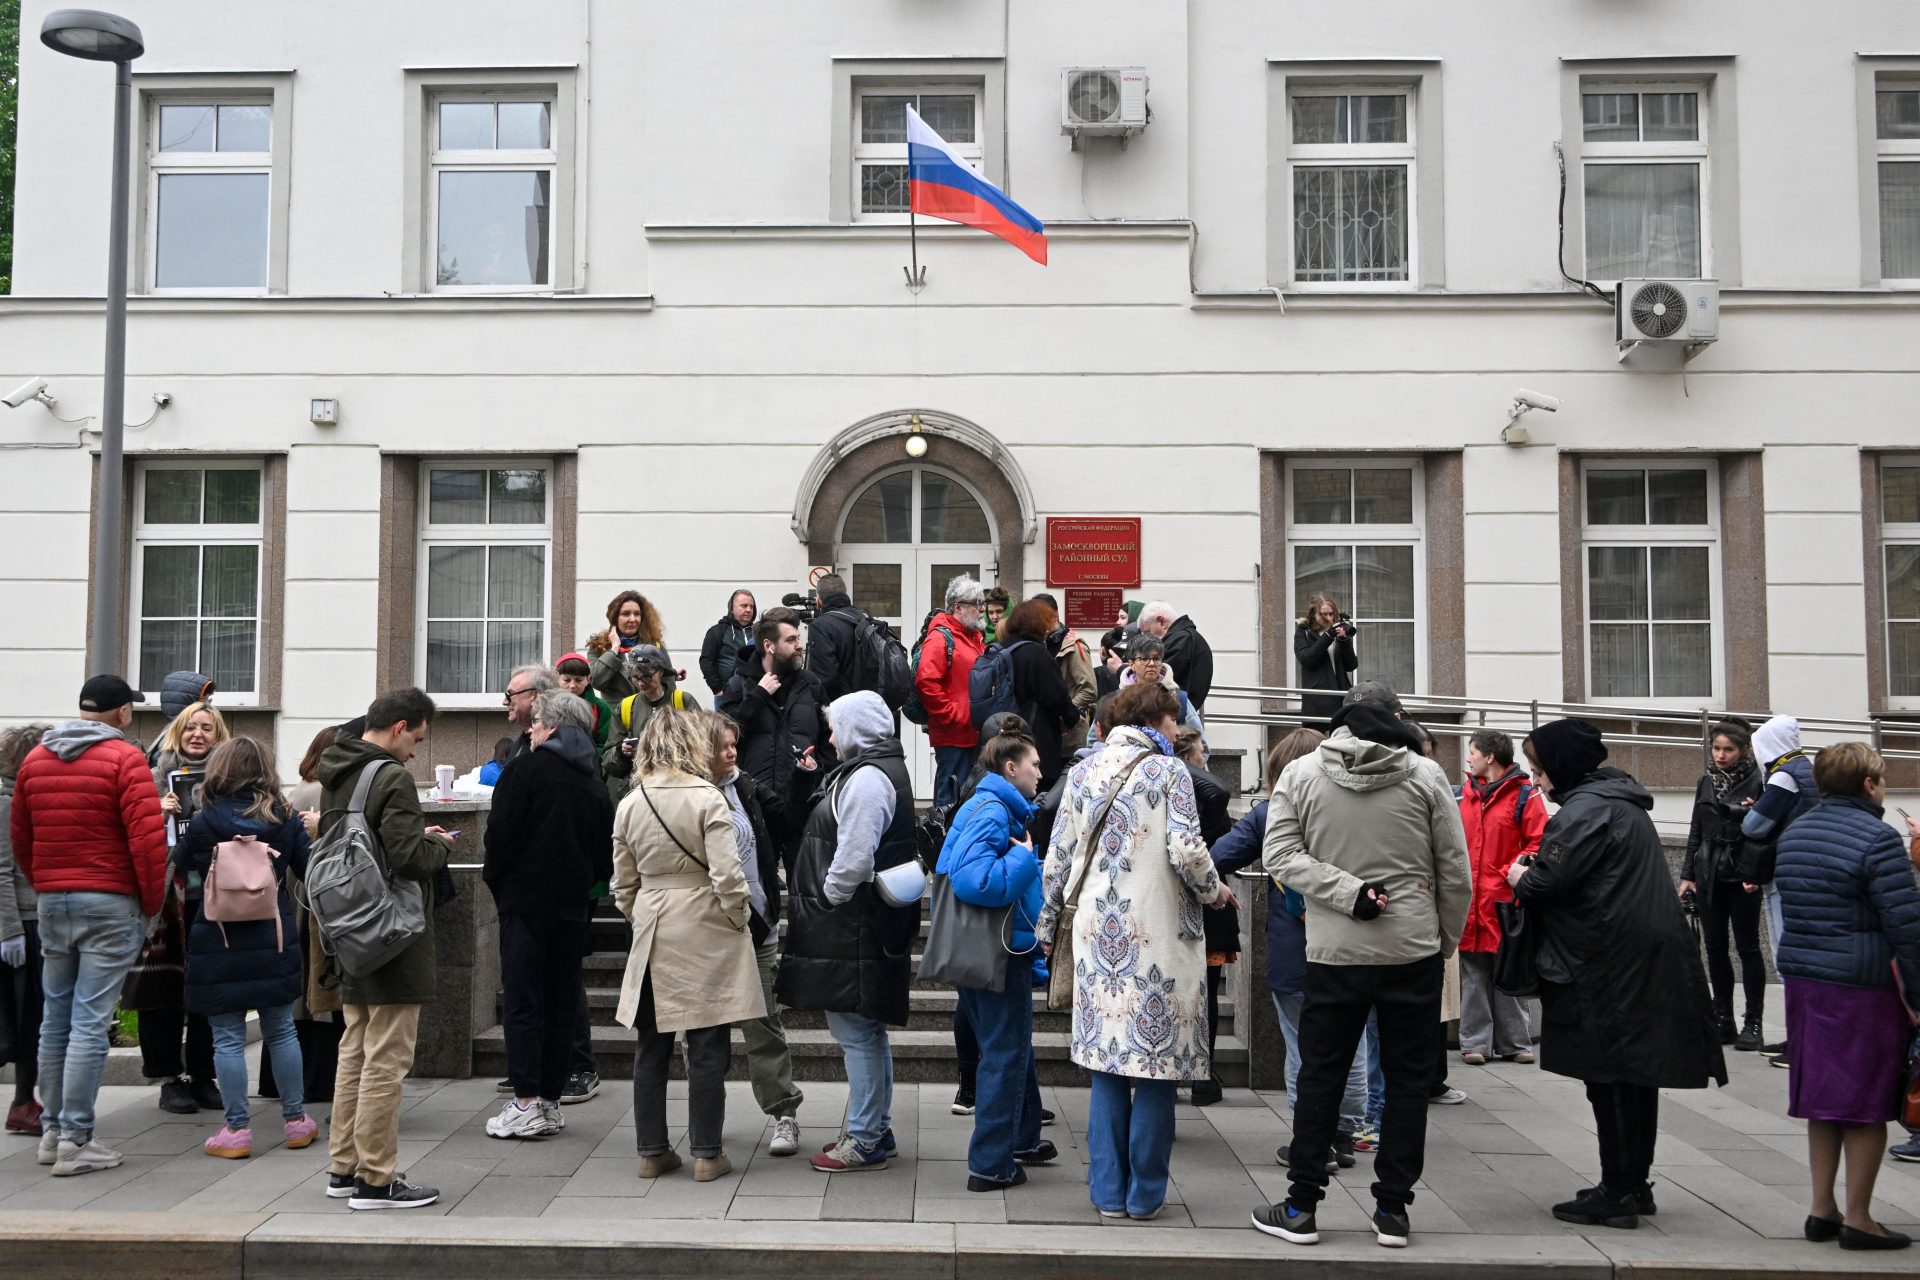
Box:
[3,0,1919,804]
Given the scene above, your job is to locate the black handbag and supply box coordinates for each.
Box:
[1492,898,1540,998]
[918,871,1031,993]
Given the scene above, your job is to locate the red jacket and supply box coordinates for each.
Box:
[10,726,168,918]
[914,611,986,748]
[1456,767,1547,954]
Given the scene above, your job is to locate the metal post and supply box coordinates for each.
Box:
[87,59,134,677]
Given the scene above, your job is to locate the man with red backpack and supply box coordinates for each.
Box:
[913,575,988,808]
[1455,729,1546,1066]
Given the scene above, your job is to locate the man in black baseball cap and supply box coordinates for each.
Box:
[10,673,167,1176]
[1341,681,1405,716]
[76,675,145,715]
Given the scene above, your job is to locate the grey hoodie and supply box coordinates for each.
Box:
[823,691,899,907]
[538,723,599,775]
[1261,726,1472,966]
[42,718,129,762]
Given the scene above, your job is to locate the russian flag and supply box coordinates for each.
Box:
[907,105,1048,265]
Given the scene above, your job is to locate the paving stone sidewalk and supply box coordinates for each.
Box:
[3,990,1920,1276]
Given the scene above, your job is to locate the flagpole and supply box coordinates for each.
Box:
[905,187,925,292]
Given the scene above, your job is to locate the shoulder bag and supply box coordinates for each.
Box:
[1492,898,1540,998]
[1046,750,1152,1012]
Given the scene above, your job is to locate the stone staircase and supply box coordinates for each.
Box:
[471,903,1249,1086]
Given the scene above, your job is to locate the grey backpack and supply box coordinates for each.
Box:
[302,759,427,978]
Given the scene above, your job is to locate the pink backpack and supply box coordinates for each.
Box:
[204,834,283,950]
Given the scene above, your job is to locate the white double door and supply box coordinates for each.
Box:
[841,545,995,799]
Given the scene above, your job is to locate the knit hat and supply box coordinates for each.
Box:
[1528,718,1609,793]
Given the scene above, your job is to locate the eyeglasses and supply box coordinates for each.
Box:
[502,687,536,705]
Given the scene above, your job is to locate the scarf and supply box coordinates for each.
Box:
[1141,726,1174,757]
[1706,759,1751,800]
[717,769,765,921]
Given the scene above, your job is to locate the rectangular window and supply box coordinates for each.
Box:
[1883,459,1920,702]
[431,97,555,289]
[146,101,271,290]
[1287,460,1424,692]
[1581,462,1720,701]
[418,463,551,698]
[132,463,263,700]
[853,85,983,216]
[1582,86,1707,281]
[1877,86,1920,283]
[1288,90,1414,286]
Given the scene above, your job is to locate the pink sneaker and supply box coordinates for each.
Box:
[204,1125,252,1159]
[283,1115,319,1150]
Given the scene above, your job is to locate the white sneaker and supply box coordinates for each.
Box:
[37,1127,61,1166]
[51,1138,124,1177]
[770,1115,800,1157]
[485,1099,552,1140]
[538,1100,564,1134]
[1430,1087,1469,1106]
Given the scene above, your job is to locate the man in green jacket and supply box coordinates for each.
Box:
[317,687,452,1211]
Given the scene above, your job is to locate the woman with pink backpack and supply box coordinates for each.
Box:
[178,737,317,1158]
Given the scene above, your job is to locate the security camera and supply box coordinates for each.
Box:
[152,391,173,408]
[1513,388,1561,413]
[3,378,49,410]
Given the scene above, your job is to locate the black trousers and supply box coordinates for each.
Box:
[631,973,730,1158]
[500,913,591,1101]
[1586,1081,1660,1196]
[1286,955,1442,1213]
[137,1007,214,1082]
[258,1014,343,1101]
[1205,966,1225,1078]
[955,1004,980,1096]
[571,976,597,1076]
[1701,883,1765,1018]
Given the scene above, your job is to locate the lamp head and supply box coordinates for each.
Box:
[40,9,144,62]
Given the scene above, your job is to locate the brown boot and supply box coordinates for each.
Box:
[637,1151,683,1179]
[693,1154,733,1183]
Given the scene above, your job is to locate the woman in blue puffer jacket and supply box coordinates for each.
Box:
[935,731,1052,1193]
[1774,741,1920,1252]
[178,737,314,1162]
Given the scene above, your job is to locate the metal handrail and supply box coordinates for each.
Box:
[1202,683,1920,766]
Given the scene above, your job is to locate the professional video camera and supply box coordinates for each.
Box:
[782,589,821,623]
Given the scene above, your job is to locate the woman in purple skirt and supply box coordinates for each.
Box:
[1774,742,1920,1252]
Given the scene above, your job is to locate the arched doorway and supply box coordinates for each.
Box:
[794,410,1036,791]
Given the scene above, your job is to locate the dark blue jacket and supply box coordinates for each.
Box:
[1775,795,1920,992]
[1742,753,1817,842]
[936,772,1044,959]
[1210,801,1309,998]
[177,794,310,1017]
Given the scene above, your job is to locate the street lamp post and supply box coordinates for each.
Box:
[40,9,145,678]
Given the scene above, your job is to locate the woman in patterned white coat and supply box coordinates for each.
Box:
[1039,682,1237,1220]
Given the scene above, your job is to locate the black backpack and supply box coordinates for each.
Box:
[848,609,915,713]
[902,610,952,725]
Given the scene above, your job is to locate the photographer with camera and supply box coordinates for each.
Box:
[798,575,865,704]
[1294,594,1359,728]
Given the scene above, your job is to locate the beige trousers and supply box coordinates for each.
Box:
[328,1002,422,1187]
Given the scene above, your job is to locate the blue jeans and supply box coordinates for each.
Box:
[1272,991,1369,1131]
[37,892,148,1144]
[932,745,978,810]
[209,1004,305,1132]
[825,1010,893,1146]
[1086,1072,1176,1217]
[957,981,1042,1182]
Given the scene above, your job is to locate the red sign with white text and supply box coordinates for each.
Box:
[1063,588,1124,632]
[1046,517,1141,587]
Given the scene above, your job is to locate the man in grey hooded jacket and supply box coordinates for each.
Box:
[1252,699,1471,1250]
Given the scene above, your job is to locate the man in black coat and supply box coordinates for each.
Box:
[481,691,614,1138]
[1141,602,1214,713]
[719,607,826,864]
[698,590,758,696]
[801,573,872,705]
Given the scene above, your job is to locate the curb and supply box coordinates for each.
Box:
[2,1211,1917,1280]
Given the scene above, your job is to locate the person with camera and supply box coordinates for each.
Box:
[1677,719,1769,1052]
[599,645,700,806]
[1294,595,1359,728]
[798,574,868,705]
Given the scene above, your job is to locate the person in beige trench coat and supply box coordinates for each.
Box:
[611,710,765,1182]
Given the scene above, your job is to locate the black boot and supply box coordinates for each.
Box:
[1714,1008,1737,1045]
[1734,1009,1764,1052]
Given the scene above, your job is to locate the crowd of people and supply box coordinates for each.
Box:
[1,577,1918,1250]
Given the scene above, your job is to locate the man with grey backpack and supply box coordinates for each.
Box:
[312,688,452,1210]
